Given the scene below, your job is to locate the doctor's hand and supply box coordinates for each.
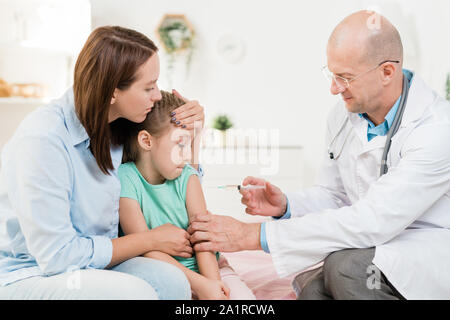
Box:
[240,177,287,218]
[188,212,262,253]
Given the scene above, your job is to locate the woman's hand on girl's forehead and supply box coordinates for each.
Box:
[171,89,205,130]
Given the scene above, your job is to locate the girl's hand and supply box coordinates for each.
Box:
[221,281,231,299]
[171,89,205,131]
[148,223,193,258]
[196,278,230,300]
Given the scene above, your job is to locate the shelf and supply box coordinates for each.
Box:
[0,97,51,105]
[0,43,74,56]
[201,145,303,150]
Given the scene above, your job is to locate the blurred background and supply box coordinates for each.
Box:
[1,0,449,220]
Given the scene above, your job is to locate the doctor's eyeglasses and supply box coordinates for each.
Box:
[322,60,400,90]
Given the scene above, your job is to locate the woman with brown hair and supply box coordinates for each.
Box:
[0,26,204,299]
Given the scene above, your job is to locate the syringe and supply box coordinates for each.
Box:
[211,184,266,191]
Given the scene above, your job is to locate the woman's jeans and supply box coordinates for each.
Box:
[0,257,191,300]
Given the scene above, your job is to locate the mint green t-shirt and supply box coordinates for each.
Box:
[118,162,217,272]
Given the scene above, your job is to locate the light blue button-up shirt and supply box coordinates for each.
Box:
[0,89,121,286]
[260,70,413,253]
[358,96,401,142]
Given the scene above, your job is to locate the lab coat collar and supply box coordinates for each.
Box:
[347,71,433,153]
[399,71,436,127]
[61,87,91,149]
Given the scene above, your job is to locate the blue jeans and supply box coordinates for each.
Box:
[0,257,191,300]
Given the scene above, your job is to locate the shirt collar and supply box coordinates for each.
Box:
[61,88,90,148]
[358,69,413,130]
[384,95,401,129]
[358,96,400,130]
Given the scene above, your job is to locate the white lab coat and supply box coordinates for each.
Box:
[265,72,450,300]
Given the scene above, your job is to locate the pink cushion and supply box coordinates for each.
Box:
[221,251,298,300]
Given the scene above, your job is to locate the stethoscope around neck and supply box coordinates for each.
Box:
[327,75,411,177]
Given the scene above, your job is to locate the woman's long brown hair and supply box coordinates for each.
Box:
[73,26,158,174]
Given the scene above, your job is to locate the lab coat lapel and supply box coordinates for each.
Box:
[398,73,435,128]
[347,72,434,157]
[348,112,367,146]
[347,112,386,156]
[360,135,387,154]
[387,73,437,166]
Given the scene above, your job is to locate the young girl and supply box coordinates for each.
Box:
[118,91,256,300]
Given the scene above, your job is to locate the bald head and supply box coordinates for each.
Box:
[328,10,403,67]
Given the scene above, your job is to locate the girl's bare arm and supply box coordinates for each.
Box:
[185,174,221,280]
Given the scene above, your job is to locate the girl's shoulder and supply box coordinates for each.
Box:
[178,164,199,181]
[173,164,200,201]
[118,162,143,188]
[118,162,139,178]
[117,162,145,200]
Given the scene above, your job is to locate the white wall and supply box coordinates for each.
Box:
[0,0,91,157]
[89,0,450,186]
[0,0,448,216]
[0,0,91,98]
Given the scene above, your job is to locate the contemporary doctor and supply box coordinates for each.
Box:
[188,11,450,300]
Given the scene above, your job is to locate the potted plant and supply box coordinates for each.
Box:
[156,14,195,87]
[212,114,233,147]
